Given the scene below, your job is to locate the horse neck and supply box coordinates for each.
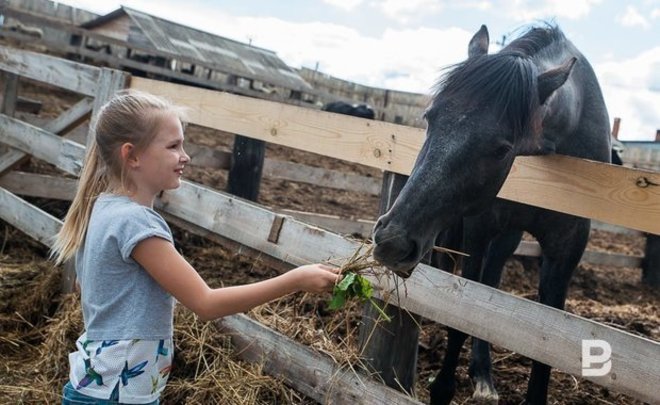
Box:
[537,51,611,161]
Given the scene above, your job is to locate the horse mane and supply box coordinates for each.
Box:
[505,24,566,57]
[432,24,567,141]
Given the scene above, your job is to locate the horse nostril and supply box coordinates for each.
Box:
[372,218,386,242]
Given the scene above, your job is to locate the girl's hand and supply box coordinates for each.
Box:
[290,263,341,293]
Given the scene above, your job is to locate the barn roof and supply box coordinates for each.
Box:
[80,6,312,91]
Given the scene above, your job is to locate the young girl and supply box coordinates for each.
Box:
[51,90,340,404]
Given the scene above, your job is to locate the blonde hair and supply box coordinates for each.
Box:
[51,90,186,265]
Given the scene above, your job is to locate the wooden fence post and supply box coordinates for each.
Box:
[87,68,130,146]
[642,233,660,288]
[226,135,265,202]
[1,71,18,118]
[358,171,421,394]
[1,72,18,156]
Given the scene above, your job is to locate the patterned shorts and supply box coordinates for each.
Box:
[67,333,173,403]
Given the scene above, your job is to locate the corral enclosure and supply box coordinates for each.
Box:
[1,15,660,405]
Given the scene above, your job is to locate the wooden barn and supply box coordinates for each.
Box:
[75,6,313,98]
[0,3,314,103]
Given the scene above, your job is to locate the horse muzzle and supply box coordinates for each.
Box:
[372,219,423,278]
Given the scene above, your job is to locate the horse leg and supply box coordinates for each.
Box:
[469,230,523,403]
[429,327,469,405]
[525,219,590,404]
[430,226,489,405]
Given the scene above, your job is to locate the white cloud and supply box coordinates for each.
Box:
[233,19,473,94]
[322,0,364,11]
[617,5,652,29]
[459,1,493,11]
[504,0,602,21]
[374,0,445,24]
[595,47,660,140]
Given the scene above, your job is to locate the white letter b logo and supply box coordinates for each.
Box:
[582,339,612,377]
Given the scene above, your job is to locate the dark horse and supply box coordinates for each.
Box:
[322,101,375,119]
[372,24,610,404]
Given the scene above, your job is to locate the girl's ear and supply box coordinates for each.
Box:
[121,143,139,168]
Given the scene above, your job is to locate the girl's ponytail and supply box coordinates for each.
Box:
[51,139,107,265]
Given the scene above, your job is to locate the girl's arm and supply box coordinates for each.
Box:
[132,237,339,321]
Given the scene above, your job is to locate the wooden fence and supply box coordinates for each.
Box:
[1,46,659,403]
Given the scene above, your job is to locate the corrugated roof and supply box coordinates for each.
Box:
[81,7,311,91]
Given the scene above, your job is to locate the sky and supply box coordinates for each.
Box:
[56,0,659,140]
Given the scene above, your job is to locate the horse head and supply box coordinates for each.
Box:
[373,25,577,277]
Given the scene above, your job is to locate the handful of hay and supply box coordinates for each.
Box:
[327,244,391,322]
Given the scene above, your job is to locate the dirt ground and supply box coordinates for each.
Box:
[1,66,658,404]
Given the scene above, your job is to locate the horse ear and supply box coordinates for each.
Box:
[468,25,489,58]
[538,57,577,104]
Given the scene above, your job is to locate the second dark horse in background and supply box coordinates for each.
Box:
[322,100,375,119]
[373,24,611,404]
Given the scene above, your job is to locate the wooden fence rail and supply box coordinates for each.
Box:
[130,78,660,235]
[0,170,644,270]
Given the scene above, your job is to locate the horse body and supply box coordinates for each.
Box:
[372,24,610,404]
[322,101,375,119]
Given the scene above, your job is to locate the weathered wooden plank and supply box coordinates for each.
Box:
[153,180,659,403]
[216,314,422,405]
[591,220,643,236]
[0,171,76,200]
[0,171,642,270]
[1,71,18,117]
[501,155,660,235]
[0,149,29,176]
[88,68,129,145]
[0,100,92,176]
[185,142,232,170]
[0,45,100,96]
[46,96,93,136]
[513,240,542,256]
[581,249,643,268]
[278,208,375,236]
[0,114,85,176]
[514,241,643,268]
[16,96,42,114]
[131,77,423,175]
[0,71,18,156]
[131,78,660,234]
[264,159,381,195]
[184,140,382,195]
[0,187,62,247]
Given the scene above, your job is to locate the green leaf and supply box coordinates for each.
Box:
[328,290,346,310]
[336,272,356,292]
[327,271,385,322]
[356,275,373,299]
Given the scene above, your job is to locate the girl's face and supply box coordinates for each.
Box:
[129,112,190,204]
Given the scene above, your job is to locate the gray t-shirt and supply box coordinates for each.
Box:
[75,194,175,340]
